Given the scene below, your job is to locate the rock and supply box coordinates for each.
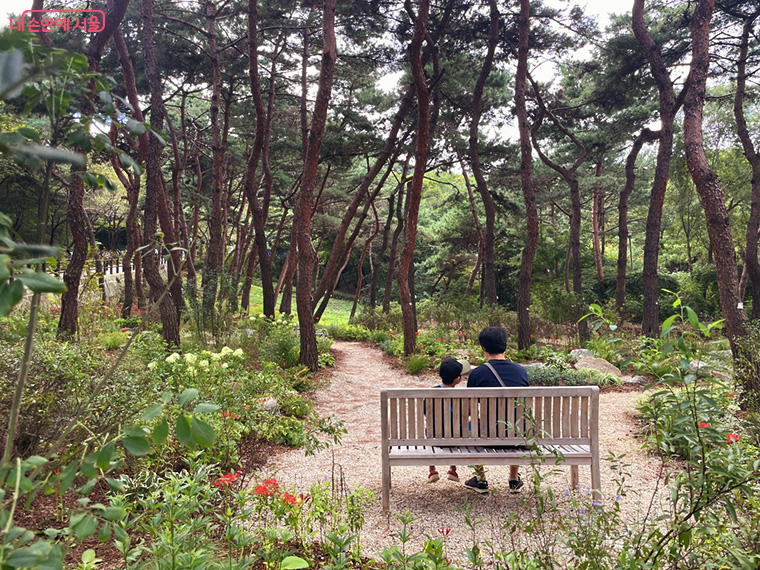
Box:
[523,362,545,368]
[256,397,279,414]
[689,360,709,372]
[570,348,595,359]
[575,356,622,377]
[622,375,648,385]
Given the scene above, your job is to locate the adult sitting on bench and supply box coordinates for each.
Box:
[465,326,530,494]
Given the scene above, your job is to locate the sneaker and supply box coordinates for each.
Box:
[509,474,524,493]
[428,472,440,483]
[447,469,460,482]
[464,476,489,494]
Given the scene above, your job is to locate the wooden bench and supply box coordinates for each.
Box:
[380,386,600,512]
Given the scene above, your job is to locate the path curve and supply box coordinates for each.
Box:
[264,340,663,562]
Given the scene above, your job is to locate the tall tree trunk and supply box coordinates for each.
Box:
[201,0,228,320]
[592,161,604,288]
[370,190,397,307]
[58,0,130,337]
[383,167,408,313]
[733,11,760,319]
[685,0,756,407]
[633,0,678,337]
[457,151,484,299]
[616,128,659,317]
[399,0,430,356]
[140,0,180,346]
[515,0,537,350]
[244,0,276,317]
[292,0,337,371]
[469,0,499,307]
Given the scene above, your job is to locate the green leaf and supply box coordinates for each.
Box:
[725,496,738,523]
[280,556,310,569]
[15,127,40,141]
[122,435,151,456]
[24,455,48,467]
[13,143,86,166]
[125,118,146,135]
[0,254,10,282]
[179,388,199,407]
[141,404,163,421]
[190,417,216,448]
[105,477,125,492]
[96,441,115,470]
[0,280,25,317]
[176,413,192,447]
[685,306,700,330]
[193,402,220,414]
[73,514,99,540]
[102,506,126,522]
[119,151,142,176]
[161,391,174,404]
[123,426,148,438]
[76,478,97,495]
[16,271,67,294]
[152,418,169,445]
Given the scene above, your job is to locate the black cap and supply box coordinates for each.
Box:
[440,357,469,384]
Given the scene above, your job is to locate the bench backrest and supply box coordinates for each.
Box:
[381,386,599,447]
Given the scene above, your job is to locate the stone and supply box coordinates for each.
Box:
[689,360,709,372]
[570,348,595,359]
[574,356,622,377]
[622,375,648,385]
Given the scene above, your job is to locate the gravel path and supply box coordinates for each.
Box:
[264,341,664,563]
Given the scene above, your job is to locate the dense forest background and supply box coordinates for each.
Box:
[1,0,759,389]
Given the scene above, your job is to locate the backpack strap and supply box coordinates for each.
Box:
[483,362,507,388]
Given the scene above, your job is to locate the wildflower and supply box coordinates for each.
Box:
[165,352,180,363]
[222,363,229,369]
[699,422,709,428]
[147,362,156,370]
[233,348,244,358]
[727,433,741,444]
[122,327,129,332]
[222,411,238,420]
[436,338,441,341]
[727,393,734,398]
[437,527,451,536]
[210,352,221,361]
[264,477,279,491]
[415,331,419,335]
[184,353,197,365]
[199,360,209,369]
[54,467,62,475]
[221,346,233,356]
[213,471,239,487]
[254,484,270,496]
[282,492,298,505]
[299,493,310,503]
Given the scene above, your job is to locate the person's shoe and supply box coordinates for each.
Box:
[464,476,489,494]
[447,469,460,482]
[509,474,524,493]
[428,471,440,483]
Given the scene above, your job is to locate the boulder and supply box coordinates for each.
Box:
[570,348,595,359]
[622,375,648,385]
[575,356,622,377]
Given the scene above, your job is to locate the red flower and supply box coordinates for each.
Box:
[222,411,238,420]
[415,331,419,335]
[299,493,310,503]
[727,393,734,398]
[437,527,451,536]
[254,484,270,496]
[53,467,62,475]
[282,492,298,505]
[436,338,441,341]
[263,478,279,491]
[213,471,239,487]
[727,433,741,444]
[122,327,129,332]
[699,422,709,428]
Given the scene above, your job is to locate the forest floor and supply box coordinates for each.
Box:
[265,340,667,565]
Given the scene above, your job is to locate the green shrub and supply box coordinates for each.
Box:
[526,366,562,386]
[100,331,127,350]
[325,323,371,341]
[566,368,622,386]
[260,326,300,367]
[405,354,431,374]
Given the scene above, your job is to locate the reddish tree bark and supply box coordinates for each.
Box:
[468,0,499,307]
[616,128,660,317]
[292,0,337,371]
[632,0,679,337]
[399,0,430,356]
[140,0,180,346]
[733,10,760,319]
[685,0,756,406]
[515,0,537,350]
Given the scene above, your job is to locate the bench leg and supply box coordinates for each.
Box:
[570,465,579,490]
[591,461,601,501]
[382,462,391,513]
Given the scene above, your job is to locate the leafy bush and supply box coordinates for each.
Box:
[100,331,127,350]
[526,366,562,386]
[565,368,622,386]
[325,323,371,341]
[405,354,431,374]
[260,325,300,367]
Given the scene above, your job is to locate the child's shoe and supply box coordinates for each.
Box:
[428,471,440,483]
[447,469,460,482]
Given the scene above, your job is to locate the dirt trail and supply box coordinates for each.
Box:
[264,340,662,562]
